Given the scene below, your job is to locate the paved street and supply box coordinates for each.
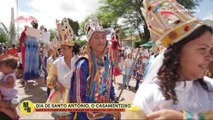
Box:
[17,75,140,119]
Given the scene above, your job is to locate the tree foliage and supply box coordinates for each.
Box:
[97,0,203,43]
[0,22,9,44]
[176,0,203,11]
[49,29,57,41]
[79,16,91,36]
[67,18,80,36]
[75,40,87,47]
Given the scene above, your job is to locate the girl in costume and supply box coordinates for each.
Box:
[132,0,213,119]
[23,21,40,83]
[46,18,80,103]
[69,16,120,120]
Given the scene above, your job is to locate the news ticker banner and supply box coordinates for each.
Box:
[19,100,142,114]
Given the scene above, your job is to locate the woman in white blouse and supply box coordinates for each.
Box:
[132,0,213,119]
[46,18,80,103]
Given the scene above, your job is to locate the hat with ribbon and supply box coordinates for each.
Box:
[142,0,202,47]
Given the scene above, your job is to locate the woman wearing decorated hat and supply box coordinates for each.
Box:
[69,16,120,120]
[131,0,213,119]
[46,18,80,104]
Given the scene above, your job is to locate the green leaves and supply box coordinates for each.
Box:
[96,0,203,46]
[0,22,10,45]
[67,18,80,36]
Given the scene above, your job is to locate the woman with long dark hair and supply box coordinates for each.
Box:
[132,0,213,119]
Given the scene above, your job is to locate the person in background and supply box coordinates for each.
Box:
[46,47,59,97]
[205,47,213,78]
[18,26,28,73]
[123,52,134,90]
[132,55,144,91]
[109,28,121,85]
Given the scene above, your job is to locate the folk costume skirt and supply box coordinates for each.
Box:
[23,37,40,80]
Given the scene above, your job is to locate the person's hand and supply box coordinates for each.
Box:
[146,109,183,120]
[56,82,65,93]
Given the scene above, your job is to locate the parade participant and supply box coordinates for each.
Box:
[23,21,40,83]
[109,28,121,84]
[46,42,60,97]
[18,25,28,71]
[69,16,119,120]
[46,18,80,103]
[123,52,134,90]
[132,55,144,91]
[133,0,213,118]
[0,57,19,120]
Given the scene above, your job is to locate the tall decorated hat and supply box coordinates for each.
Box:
[56,18,75,46]
[50,37,60,49]
[84,16,104,41]
[142,0,202,47]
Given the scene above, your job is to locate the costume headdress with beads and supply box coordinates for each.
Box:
[56,18,75,46]
[84,16,104,41]
[142,0,202,47]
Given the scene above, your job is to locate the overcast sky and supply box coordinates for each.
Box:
[0,0,101,30]
[0,0,213,31]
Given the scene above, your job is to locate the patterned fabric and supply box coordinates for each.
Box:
[133,60,144,80]
[19,30,27,71]
[133,76,213,114]
[46,55,79,103]
[0,72,18,101]
[23,36,40,80]
[70,56,116,119]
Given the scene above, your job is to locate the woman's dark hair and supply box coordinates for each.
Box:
[32,22,38,29]
[70,43,80,55]
[157,24,213,104]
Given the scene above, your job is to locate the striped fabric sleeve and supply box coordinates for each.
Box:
[72,59,89,103]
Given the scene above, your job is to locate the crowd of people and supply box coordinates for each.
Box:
[0,0,213,119]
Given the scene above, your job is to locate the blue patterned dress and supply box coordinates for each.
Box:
[23,36,40,80]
